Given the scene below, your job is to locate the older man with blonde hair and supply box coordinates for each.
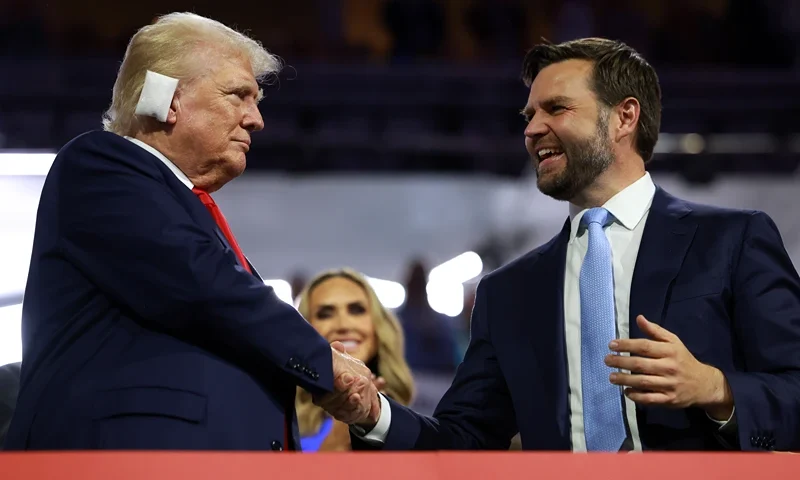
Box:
[4,13,378,451]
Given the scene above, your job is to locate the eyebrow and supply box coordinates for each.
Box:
[520,95,573,119]
[316,300,366,310]
[229,84,264,102]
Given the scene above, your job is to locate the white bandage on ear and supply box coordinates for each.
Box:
[134,70,179,123]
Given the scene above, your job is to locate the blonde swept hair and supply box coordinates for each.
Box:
[102,12,281,136]
[295,268,415,436]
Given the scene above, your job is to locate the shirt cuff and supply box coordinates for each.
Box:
[707,406,737,433]
[350,393,391,445]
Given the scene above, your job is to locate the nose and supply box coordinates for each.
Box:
[330,311,362,333]
[337,313,360,330]
[524,115,548,141]
[243,102,264,132]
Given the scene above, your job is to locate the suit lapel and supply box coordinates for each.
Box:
[629,187,696,339]
[149,157,223,242]
[180,188,234,253]
[212,228,234,251]
[149,156,257,276]
[518,218,572,449]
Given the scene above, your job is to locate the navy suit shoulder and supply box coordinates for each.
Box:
[56,130,168,181]
[678,195,764,225]
[656,185,767,222]
[4,131,334,451]
[677,196,786,267]
[479,219,570,291]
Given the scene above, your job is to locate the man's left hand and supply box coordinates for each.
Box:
[605,315,734,420]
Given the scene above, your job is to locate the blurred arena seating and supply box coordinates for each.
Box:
[0,59,798,180]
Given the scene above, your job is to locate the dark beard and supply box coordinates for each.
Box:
[536,113,614,201]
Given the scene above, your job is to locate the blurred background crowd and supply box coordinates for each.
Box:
[2,0,798,67]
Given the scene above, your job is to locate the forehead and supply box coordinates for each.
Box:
[199,52,257,87]
[527,59,596,106]
[310,277,368,303]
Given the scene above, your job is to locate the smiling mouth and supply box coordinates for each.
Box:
[536,147,565,168]
[336,340,361,351]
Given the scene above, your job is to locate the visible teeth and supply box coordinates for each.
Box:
[340,341,360,349]
[537,148,562,158]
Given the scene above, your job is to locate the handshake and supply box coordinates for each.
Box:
[313,342,384,430]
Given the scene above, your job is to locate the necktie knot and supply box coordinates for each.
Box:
[581,207,612,229]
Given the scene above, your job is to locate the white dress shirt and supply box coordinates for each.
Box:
[564,172,656,451]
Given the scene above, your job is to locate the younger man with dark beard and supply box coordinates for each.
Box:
[345,38,800,452]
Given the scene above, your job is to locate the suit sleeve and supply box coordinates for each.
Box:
[353,277,518,450]
[725,211,800,451]
[55,136,333,395]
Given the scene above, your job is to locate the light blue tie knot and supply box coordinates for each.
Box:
[579,205,626,452]
[581,207,613,229]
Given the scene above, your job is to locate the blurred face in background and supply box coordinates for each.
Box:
[523,59,614,201]
[307,277,378,363]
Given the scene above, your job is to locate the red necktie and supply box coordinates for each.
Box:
[192,187,291,450]
[192,187,252,274]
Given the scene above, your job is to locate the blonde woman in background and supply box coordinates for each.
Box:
[296,268,415,452]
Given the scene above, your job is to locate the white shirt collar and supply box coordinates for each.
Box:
[568,172,656,241]
[124,136,194,190]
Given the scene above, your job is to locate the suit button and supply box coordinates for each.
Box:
[271,440,283,451]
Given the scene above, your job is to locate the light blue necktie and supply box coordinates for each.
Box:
[579,207,626,452]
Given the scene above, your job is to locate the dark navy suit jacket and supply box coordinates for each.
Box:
[359,187,800,451]
[4,131,334,450]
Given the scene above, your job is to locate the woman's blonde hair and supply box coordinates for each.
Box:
[102,12,281,136]
[295,268,415,436]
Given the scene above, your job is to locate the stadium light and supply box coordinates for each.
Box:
[427,251,483,317]
[0,303,22,366]
[366,277,406,309]
[0,153,56,176]
[263,279,293,305]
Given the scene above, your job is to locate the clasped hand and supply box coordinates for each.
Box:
[312,341,382,426]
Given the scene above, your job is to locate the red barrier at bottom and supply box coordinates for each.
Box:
[0,451,798,480]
